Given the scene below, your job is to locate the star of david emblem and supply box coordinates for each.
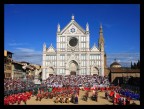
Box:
[70,28,75,33]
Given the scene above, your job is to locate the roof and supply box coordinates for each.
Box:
[110,68,140,73]
[12,61,23,65]
[20,61,30,64]
[47,44,56,52]
[26,65,36,70]
[110,62,121,67]
[90,43,99,52]
[4,50,13,57]
[4,50,13,54]
[60,18,86,35]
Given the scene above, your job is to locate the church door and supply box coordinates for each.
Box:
[69,60,78,75]
[46,67,54,78]
[49,74,53,76]
[92,67,99,75]
[70,71,76,75]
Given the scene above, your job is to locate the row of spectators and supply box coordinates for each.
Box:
[43,75,110,87]
[4,78,35,96]
[4,75,110,96]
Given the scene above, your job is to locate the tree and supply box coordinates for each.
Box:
[137,60,140,69]
[131,61,133,69]
[134,63,137,69]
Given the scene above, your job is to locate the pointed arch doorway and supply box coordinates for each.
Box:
[46,67,55,78]
[70,71,76,75]
[91,67,99,76]
[69,60,78,75]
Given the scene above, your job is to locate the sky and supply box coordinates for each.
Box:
[4,4,140,67]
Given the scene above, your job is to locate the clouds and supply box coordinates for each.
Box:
[13,47,42,65]
[103,23,112,28]
[9,43,27,46]
[12,46,140,68]
[107,52,140,67]
[15,47,35,52]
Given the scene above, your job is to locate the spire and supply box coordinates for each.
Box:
[43,42,46,51]
[99,23,103,33]
[100,23,102,29]
[86,22,89,31]
[98,23,104,51]
[57,23,60,32]
[99,23,104,43]
[71,14,74,20]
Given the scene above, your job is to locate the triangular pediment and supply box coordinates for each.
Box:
[60,20,86,35]
[47,45,56,52]
[91,45,99,52]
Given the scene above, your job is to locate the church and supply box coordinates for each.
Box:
[42,15,106,80]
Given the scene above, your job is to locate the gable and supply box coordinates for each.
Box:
[91,46,99,52]
[61,21,85,35]
[47,46,55,52]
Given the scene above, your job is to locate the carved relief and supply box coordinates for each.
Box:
[75,29,82,34]
[64,29,71,34]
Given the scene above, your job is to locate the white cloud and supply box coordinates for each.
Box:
[13,48,42,65]
[107,52,140,67]
[15,48,35,52]
[103,23,112,28]
[9,43,27,46]
[12,48,140,67]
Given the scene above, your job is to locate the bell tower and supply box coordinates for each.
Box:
[98,24,104,52]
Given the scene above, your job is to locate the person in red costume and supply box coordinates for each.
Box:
[106,86,108,91]
[11,94,15,104]
[113,91,117,105]
[4,96,9,105]
[9,95,13,105]
[113,97,117,105]
[22,93,27,105]
[17,94,22,105]
[27,92,31,100]
[123,97,126,105]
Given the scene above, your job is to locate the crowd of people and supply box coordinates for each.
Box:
[107,85,140,105]
[4,91,32,105]
[4,78,35,96]
[4,75,139,105]
[43,75,110,87]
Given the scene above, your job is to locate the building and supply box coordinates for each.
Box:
[108,60,140,85]
[110,59,122,68]
[12,61,26,79]
[42,15,106,80]
[12,61,42,80]
[4,50,13,79]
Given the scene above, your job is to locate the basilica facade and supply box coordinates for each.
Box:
[42,15,106,80]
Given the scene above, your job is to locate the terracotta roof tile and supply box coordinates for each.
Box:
[110,68,140,73]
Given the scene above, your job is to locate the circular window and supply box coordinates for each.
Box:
[69,37,78,47]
